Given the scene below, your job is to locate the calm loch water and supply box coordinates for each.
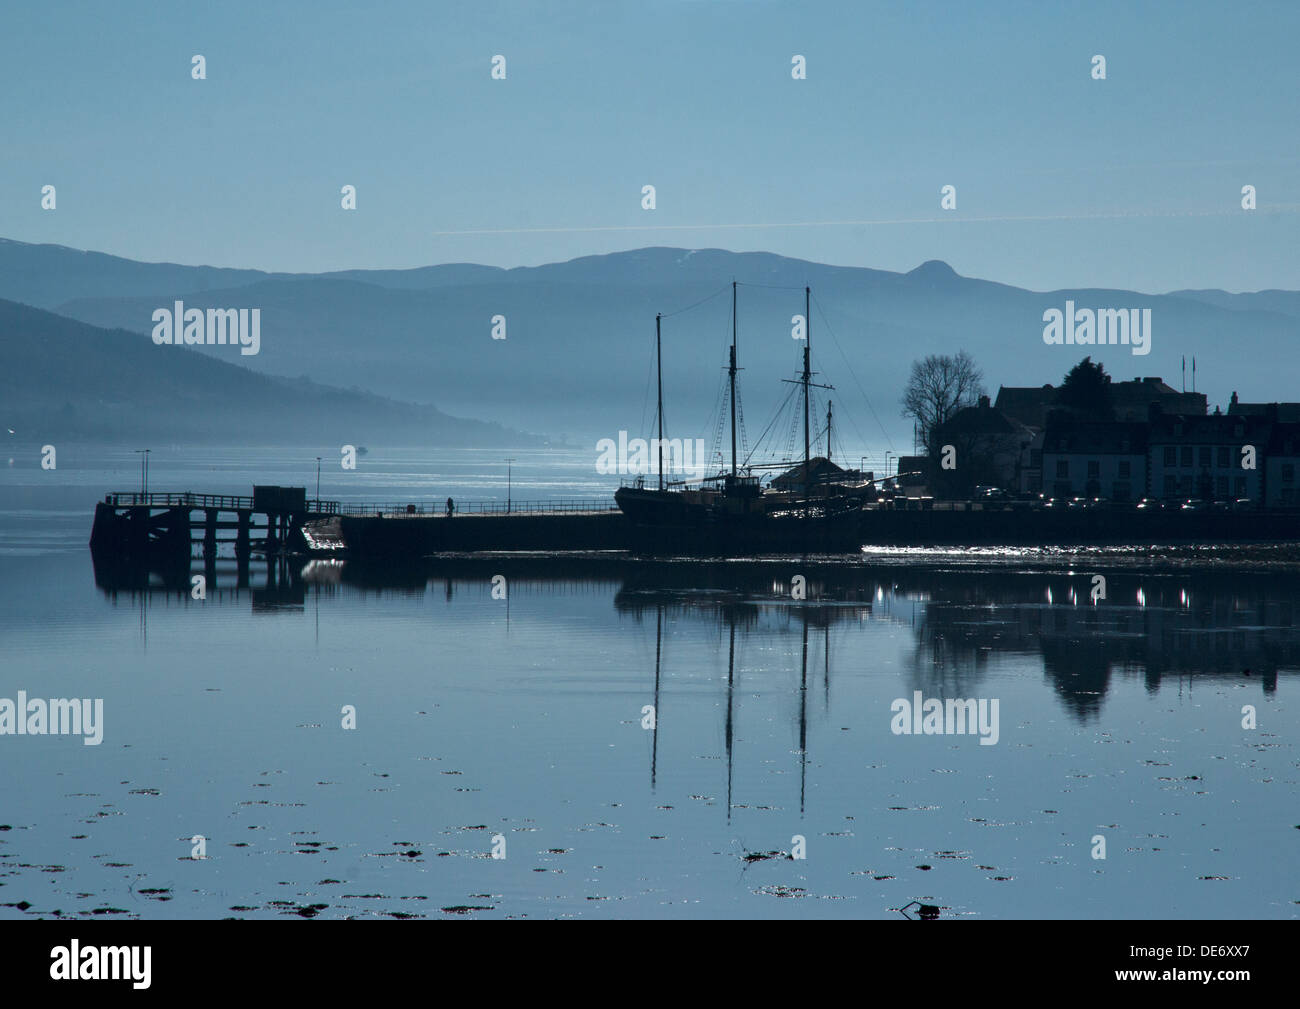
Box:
[0,447,1296,919]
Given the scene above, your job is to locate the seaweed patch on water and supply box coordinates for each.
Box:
[754,885,807,898]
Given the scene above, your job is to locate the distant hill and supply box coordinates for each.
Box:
[1165,288,1300,323]
[4,238,1297,449]
[0,298,540,446]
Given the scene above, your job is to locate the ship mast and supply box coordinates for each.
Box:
[803,287,811,518]
[826,400,832,467]
[730,281,738,477]
[656,312,664,491]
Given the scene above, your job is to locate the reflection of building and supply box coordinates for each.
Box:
[910,570,1296,719]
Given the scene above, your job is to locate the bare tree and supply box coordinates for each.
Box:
[900,351,986,456]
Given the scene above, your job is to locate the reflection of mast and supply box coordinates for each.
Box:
[824,623,830,708]
[799,618,808,816]
[652,603,662,789]
[725,608,736,823]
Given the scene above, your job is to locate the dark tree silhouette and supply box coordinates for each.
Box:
[900,351,986,455]
[1058,356,1114,418]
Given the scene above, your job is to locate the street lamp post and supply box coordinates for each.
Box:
[315,456,321,504]
[885,451,894,478]
[505,458,515,514]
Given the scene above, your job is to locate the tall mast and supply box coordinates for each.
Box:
[803,286,811,517]
[656,313,664,491]
[730,281,738,477]
[826,400,833,467]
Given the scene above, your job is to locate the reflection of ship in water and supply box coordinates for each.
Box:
[635,593,836,818]
[94,553,1300,719]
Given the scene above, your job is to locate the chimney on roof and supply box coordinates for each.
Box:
[978,395,990,409]
[1230,391,1239,407]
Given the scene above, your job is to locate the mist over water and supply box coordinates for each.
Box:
[1,447,1295,919]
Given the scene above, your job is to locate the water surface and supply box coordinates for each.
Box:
[1,446,1295,919]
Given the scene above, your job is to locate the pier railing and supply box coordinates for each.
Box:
[106,492,341,513]
[333,498,619,517]
[103,491,619,517]
[106,491,259,509]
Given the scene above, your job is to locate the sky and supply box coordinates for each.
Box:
[3,0,1297,293]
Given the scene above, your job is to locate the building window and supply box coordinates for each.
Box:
[1235,477,1247,497]
[1181,447,1193,468]
[1164,447,1176,467]
[1118,460,1131,478]
[1163,476,1176,497]
[1087,460,1100,478]
[1198,447,1211,468]
[1216,476,1228,499]
[1055,460,1068,478]
[1284,464,1296,485]
[1217,446,1230,468]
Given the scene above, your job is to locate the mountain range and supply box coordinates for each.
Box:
[0,297,536,446]
[2,237,1297,452]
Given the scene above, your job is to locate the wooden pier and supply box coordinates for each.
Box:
[89,485,338,573]
[89,486,627,567]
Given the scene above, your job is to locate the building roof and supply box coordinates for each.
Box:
[994,385,1057,428]
[1148,412,1271,444]
[1111,378,1206,418]
[1227,395,1300,423]
[995,377,1207,428]
[1042,420,1148,455]
[770,456,850,488]
[935,398,1033,438]
[1266,421,1300,456]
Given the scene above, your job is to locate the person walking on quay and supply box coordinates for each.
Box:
[446,497,455,517]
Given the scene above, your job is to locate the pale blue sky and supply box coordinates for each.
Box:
[3,0,1296,292]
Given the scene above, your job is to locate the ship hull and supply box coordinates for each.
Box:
[615,486,864,556]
